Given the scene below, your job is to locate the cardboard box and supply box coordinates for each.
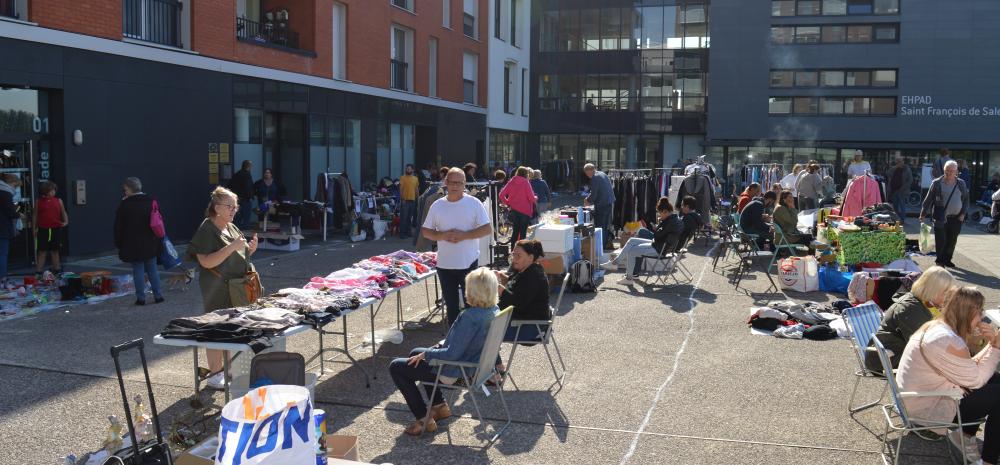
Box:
[539,252,570,275]
[326,434,360,462]
[172,437,217,465]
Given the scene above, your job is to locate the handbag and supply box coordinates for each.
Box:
[932,182,958,226]
[207,247,263,307]
[149,200,165,239]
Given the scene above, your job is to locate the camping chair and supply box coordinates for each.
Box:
[712,214,741,271]
[636,241,683,287]
[502,273,569,391]
[874,337,984,465]
[418,306,514,443]
[250,352,306,387]
[732,231,777,294]
[843,302,887,413]
[769,222,810,271]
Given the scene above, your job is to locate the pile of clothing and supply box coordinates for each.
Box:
[305,250,437,300]
[161,307,305,353]
[747,300,855,341]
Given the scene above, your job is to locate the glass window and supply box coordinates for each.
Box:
[772,0,796,16]
[793,97,818,114]
[797,0,821,15]
[821,70,846,86]
[870,97,896,115]
[540,11,559,51]
[795,26,821,44]
[845,97,870,114]
[874,0,899,14]
[769,97,792,114]
[581,9,600,51]
[822,0,847,15]
[846,24,872,42]
[620,8,635,49]
[664,6,682,49]
[846,70,871,86]
[874,24,898,42]
[678,73,704,96]
[309,114,325,146]
[639,7,663,49]
[847,0,873,14]
[683,4,706,23]
[770,70,794,87]
[822,25,846,42]
[600,75,619,110]
[561,10,580,51]
[601,8,621,50]
[771,26,794,44]
[820,97,844,114]
[872,69,896,87]
[684,22,708,49]
[792,71,816,86]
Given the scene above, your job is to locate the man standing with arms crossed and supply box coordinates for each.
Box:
[584,163,616,251]
[422,168,493,325]
[399,164,419,239]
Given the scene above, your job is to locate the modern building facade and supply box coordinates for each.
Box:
[485,0,531,174]
[527,0,711,191]
[708,0,1000,197]
[0,0,489,258]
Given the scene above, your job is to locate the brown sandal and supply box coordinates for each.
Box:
[430,402,451,421]
[404,418,437,436]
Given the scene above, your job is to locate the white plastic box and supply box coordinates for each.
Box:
[535,224,574,253]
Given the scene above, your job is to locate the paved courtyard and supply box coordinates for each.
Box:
[0,216,998,465]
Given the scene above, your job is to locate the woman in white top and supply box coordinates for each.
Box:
[846,149,873,179]
[779,164,803,202]
[896,287,1000,464]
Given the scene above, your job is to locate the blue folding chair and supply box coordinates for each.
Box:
[843,301,886,413]
[770,222,809,271]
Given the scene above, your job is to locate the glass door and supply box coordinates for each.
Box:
[0,140,36,268]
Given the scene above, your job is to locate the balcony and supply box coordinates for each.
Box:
[0,0,19,20]
[390,59,409,91]
[123,0,183,48]
[237,16,309,54]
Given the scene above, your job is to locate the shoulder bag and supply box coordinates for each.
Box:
[932,181,958,226]
[207,237,263,307]
[149,199,166,238]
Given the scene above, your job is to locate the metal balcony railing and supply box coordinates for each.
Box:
[236,17,301,50]
[390,59,409,91]
[0,0,19,20]
[123,0,183,48]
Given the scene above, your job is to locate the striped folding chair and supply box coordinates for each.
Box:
[843,301,886,413]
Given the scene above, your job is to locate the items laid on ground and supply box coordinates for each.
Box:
[0,271,137,321]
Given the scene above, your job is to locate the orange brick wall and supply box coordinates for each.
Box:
[31,0,122,40]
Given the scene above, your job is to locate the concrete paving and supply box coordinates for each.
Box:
[0,216,997,465]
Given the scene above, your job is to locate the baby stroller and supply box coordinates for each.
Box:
[987,199,1000,234]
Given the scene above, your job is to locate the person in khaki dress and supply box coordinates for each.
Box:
[187,186,259,389]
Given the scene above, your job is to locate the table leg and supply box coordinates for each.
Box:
[223,351,231,404]
[318,328,325,376]
[396,290,403,331]
[323,209,327,242]
[369,304,378,379]
[424,279,431,312]
[192,348,200,397]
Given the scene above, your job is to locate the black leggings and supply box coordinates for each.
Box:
[509,209,532,244]
[958,373,1000,463]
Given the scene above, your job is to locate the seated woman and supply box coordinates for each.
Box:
[772,190,814,250]
[388,267,499,436]
[864,266,956,373]
[678,195,703,251]
[495,239,551,343]
[896,287,1000,465]
[599,197,683,285]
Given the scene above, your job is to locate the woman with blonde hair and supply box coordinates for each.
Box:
[389,267,500,436]
[896,287,1000,464]
[187,186,260,389]
[865,266,957,372]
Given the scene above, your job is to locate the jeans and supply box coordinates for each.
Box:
[437,260,477,326]
[509,209,531,244]
[593,204,613,248]
[635,228,654,240]
[890,191,907,220]
[958,373,1000,463]
[612,237,657,278]
[235,199,253,229]
[131,258,163,301]
[389,348,445,419]
[399,200,416,238]
[934,216,963,265]
[0,238,8,280]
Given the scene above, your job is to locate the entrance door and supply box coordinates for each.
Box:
[262,113,306,201]
[0,140,36,269]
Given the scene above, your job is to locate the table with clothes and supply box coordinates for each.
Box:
[154,250,440,400]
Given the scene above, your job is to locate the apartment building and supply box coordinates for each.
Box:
[0,0,489,258]
[485,0,530,173]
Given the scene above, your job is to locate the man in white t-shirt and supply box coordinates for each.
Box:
[422,167,492,325]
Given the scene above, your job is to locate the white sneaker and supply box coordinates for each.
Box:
[617,277,635,285]
[205,371,226,390]
[600,261,619,271]
[947,429,981,464]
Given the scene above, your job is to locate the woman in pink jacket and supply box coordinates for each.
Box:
[498,166,537,243]
[896,287,1000,464]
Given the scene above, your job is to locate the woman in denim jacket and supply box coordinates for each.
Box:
[389,267,499,435]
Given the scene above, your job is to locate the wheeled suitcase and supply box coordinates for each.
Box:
[109,338,173,465]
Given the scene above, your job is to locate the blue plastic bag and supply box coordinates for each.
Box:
[157,236,182,270]
[818,266,851,294]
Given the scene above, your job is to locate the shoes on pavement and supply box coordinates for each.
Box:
[134,299,145,306]
[205,371,227,390]
[600,261,619,271]
[154,296,165,304]
[404,418,438,436]
[947,429,981,464]
[430,402,452,421]
[617,277,635,285]
[945,261,957,268]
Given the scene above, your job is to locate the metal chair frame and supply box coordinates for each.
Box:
[770,222,810,271]
[502,273,570,391]
[843,302,888,413]
[732,231,778,294]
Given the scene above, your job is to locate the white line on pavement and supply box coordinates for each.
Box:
[620,256,710,465]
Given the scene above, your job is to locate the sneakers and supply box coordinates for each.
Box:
[617,276,635,285]
[947,429,981,464]
[205,371,226,390]
[600,261,619,272]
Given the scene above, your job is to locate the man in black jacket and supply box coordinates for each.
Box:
[0,174,21,283]
[740,191,777,251]
[228,160,255,229]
